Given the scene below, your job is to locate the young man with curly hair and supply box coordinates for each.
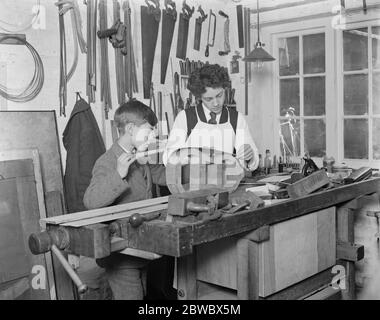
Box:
[163,63,259,171]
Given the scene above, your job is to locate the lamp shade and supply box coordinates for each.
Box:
[243,42,275,62]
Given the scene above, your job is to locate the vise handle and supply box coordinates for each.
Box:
[29,229,87,294]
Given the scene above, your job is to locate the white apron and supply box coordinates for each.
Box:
[185,107,236,154]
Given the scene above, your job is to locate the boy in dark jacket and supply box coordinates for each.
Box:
[84,100,166,300]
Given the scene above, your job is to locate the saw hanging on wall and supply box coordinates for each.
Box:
[141,0,161,99]
[193,5,207,51]
[176,0,194,60]
[218,10,230,56]
[160,0,177,84]
[205,9,216,57]
[123,0,138,99]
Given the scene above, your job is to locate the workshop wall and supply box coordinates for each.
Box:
[0,0,236,168]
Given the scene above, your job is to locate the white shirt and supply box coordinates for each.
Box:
[163,104,259,171]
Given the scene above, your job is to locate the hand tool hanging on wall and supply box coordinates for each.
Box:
[157,91,163,136]
[176,0,194,60]
[218,10,230,56]
[160,0,177,84]
[56,0,87,116]
[149,82,157,115]
[98,0,112,119]
[123,0,138,99]
[236,4,244,49]
[230,51,241,74]
[86,0,97,104]
[205,10,216,57]
[141,0,161,99]
[174,72,184,114]
[193,5,207,51]
[244,7,250,115]
[112,0,125,104]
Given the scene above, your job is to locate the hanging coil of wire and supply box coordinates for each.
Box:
[0,34,44,102]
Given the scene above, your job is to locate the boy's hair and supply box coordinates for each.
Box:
[114,99,157,134]
[187,63,231,97]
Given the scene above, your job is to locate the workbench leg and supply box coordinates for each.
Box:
[237,238,260,300]
[336,207,356,300]
[177,252,197,300]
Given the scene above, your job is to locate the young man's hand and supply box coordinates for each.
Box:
[236,144,254,162]
[117,153,136,179]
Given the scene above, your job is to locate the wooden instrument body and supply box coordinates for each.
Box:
[166,147,245,194]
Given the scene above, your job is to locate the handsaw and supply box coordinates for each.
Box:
[174,72,184,114]
[205,9,216,57]
[193,5,207,51]
[176,0,194,60]
[160,0,177,84]
[141,0,161,99]
[218,10,230,56]
[123,0,138,99]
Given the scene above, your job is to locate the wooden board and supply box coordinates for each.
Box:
[0,149,56,300]
[43,196,169,226]
[0,112,64,197]
[0,157,54,300]
[195,207,336,297]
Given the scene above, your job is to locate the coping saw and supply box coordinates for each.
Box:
[176,0,194,60]
[193,5,207,51]
[205,9,216,57]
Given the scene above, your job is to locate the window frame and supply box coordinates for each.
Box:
[272,25,335,165]
[337,21,380,167]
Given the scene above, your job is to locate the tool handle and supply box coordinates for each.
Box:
[198,5,206,18]
[210,11,216,46]
[205,44,209,57]
[218,10,228,18]
[51,244,87,294]
[97,28,117,39]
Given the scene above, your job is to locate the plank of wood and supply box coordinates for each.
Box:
[287,170,329,198]
[61,203,168,227]
[237,238,260,300]
[42,196,169,225]
[177,253,197,300]
[336,206,356,300]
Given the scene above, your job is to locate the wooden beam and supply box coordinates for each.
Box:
[192,178,380,245]
[262,268,335,300]
[249,0,326,14]
[177,254,197,300]
[337,241,364,262]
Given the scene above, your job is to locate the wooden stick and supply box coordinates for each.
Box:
[41,196,169,225]
[61,203,168,227]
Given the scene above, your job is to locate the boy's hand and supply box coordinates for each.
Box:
[236,144,253,162]
[117,153,136,179]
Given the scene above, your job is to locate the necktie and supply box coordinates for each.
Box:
[208,112,217,124]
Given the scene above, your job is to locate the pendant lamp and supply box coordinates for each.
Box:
[243,0,275,68]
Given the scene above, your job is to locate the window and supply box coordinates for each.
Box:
[278,32,326,159]
[342,26,380,160]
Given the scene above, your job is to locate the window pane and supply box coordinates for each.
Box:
[373,119,380,160]
[304,119,326,157]
[303,33,325,74]
[372,26,380,69]
[280,118,300,157]
[304,77,325,116]
[343,28,368,71]
[374,72,380,114]
[279,36,299,76]
[344,74,368,115]
[344,119,368,159]
[280,79,300,116]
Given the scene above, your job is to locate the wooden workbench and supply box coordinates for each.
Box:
[32,178,380,300]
